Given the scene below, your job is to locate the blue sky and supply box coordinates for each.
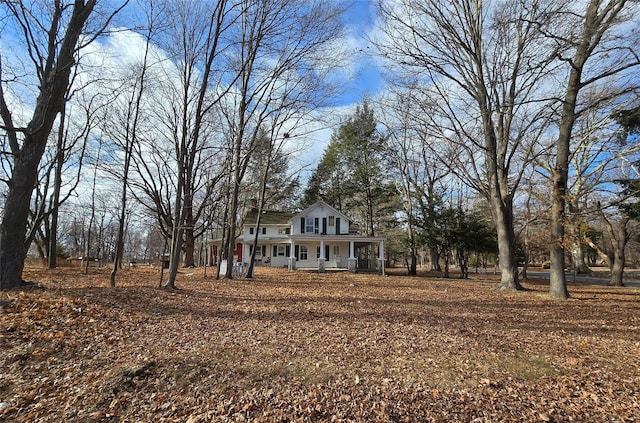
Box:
[337,0,384,106]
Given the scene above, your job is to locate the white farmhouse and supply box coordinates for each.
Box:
[239,200,385,274]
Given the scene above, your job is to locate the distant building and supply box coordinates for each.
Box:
[216,200,385,274]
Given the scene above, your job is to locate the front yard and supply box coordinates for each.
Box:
[1,266,638,421]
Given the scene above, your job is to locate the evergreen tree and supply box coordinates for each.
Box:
[302,101,399,235]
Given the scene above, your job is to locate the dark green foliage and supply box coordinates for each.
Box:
[612,105,640,220]
[615,179,640,220]
[420,206,497,278]
[612,106,640,139]
[55,243,70,260]
[302,101,399,236]
[302,141,347,210]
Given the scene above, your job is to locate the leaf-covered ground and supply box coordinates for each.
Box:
[1,266,639,422]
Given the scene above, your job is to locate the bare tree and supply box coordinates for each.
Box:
[548,0,640,299]
[221,0,347,279]
[583,205,633,286]
[376,0,559,290]
[84,135,104,274]
[567,95,639,274]
[43,90,101,269]
[146,0,239,288]
[377,87,450,275]
[0,1,125,289]
[107,28,154,287]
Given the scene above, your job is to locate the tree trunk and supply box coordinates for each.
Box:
[549,169,570,298]
[181,179,195,268]
[165,181,184,288]
[406,213,417,276]
[429,247,440,272]
[572,239,591,274]
[182,189,195,268]
[408,249,417,276]
[215,176,232,280]
[224,174,241,279]
[245,214,263,279]
[0,155,40,288]
[442,251,449,278]
[609,246,625,287]
[48,108,67,269]
[183,229,195,268]
[491,195,521,291]
[606,216,629,287]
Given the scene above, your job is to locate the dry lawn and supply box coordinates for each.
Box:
[1,265,639,422]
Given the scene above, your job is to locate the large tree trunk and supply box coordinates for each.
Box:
[609,247,625,287]
[165,180,184,288]
[491,197,521,291]
[407,249,417,276]
[0,1,96,290]
[406,212,417,276]
[549,167,570,299]
[0,154,42,288]
[549,50,582,300]
[223,119,244,280]
[572,239,591,274]
[606,216,629,287]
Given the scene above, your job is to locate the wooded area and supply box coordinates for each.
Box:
[1,0,640,297]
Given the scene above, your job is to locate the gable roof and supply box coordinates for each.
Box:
[291,200,351,222]
[244,210,295,225]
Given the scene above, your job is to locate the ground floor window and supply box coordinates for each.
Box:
[249,245,267,256]
[299,245,308,260]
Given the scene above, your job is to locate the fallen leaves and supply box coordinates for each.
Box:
[0,265,639,421]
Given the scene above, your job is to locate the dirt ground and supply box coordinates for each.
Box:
[1,265,639,422]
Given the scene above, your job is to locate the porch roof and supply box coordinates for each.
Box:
[244,210,295,225]
[288,235,385,243]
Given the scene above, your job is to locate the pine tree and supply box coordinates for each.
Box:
[303,101,399,235]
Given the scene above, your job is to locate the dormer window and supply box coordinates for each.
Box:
[305,218,315,234]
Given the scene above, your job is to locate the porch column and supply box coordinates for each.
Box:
[289,240,296,271]
[318,239,325,273]
[379,240,385,276]
[348,240,357,273]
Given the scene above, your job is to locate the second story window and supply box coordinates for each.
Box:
[328,215,335,226]
[305,218,315,234]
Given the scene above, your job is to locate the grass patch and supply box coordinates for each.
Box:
[500,351,559,381]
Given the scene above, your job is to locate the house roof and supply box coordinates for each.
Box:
[244,210,295,225]
[291,200,352,222]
